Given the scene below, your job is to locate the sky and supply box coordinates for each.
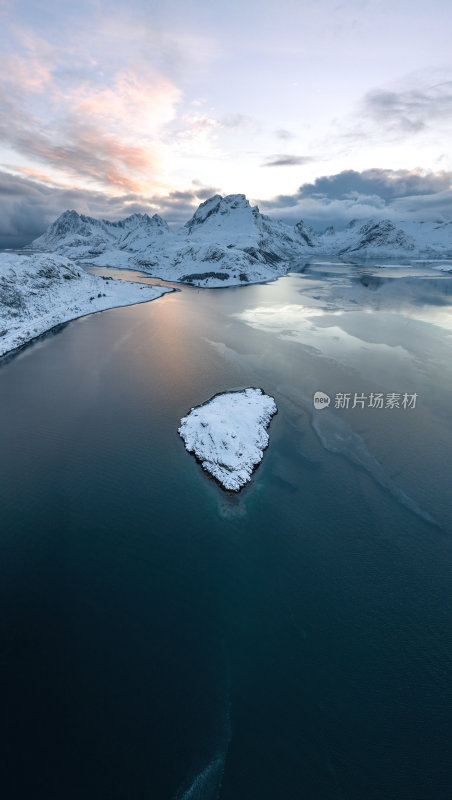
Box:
[0,0,451,246]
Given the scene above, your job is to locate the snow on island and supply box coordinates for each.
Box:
[0,252,172,358]
[178,388,277,491]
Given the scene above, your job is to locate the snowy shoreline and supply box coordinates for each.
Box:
[0,252,173,359]
[178,388,278,492]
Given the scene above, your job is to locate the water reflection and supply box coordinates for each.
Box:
[290,261,452,316]
[234,303,417,387]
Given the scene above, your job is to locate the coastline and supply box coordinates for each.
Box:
[0,282,174,360]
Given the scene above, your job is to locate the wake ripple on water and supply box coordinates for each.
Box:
[174,644,232,800]
[174,755,226,800]
[312,410,438,527]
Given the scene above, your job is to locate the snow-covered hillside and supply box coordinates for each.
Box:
[303,218,452,259]
[317,219,416,257]
[30,195,452,286]
[388,219,452,258]
[0,252,171,357]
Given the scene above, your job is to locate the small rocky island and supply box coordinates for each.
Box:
[178,388,277,491]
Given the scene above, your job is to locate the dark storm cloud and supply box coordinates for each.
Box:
[259,194,386,230]
[2,164,451,248]
[0,171,219,248]
[389,189,452,215]
[262,193,300,208]
[297,168,452,201]
[258,168,452,229]
[262,154,312,167]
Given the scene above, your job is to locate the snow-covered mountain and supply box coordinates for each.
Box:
[174,194,311,283]
[32,209,171,260]
[313,219,417,258]
[30,195,452,286]
[30,195,315,285]
[308,218,452,259]
[388,219,452,258]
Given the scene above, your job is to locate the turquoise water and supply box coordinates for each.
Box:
[1,261,452,798]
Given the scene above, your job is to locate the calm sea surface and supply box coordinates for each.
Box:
[1,260,452,799]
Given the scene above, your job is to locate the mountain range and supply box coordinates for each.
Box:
[30,194,452,286]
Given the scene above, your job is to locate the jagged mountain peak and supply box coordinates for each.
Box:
[46,209,103,238]
[185,195,223,229]
[342,217,416,254]
[294,220,316,247]
[223,193,251,209]
[59,209,80,220]
[359,218,393,234]
[123,212,151,222]
[151,213,168,227]
[185,194,254,231]
[38,208,171,242]
[120,212,169,230]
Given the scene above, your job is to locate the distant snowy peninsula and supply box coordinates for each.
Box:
[178,388,277,491]
[29,193,452,288]
[0,253,172,358]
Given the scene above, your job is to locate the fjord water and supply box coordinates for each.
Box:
[1,261,452,799]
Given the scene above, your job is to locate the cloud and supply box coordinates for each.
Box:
[0,20,227,240]
[2,163,451,248]
[388,188,452,216]
[177,112,222,143]
[362,80,452,135]
[0,47,182,194]
[322,72,452,157]
[274,129,295,140]
[259,168,452,229]
[259,195,389,231]
[220,113,255,129]
[0,170,220,247]
[0,21,224,197]
[297,168,452,201]
[262,154,312,167]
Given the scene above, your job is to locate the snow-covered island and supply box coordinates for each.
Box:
[178,388,277,491]
[0,252,172,358]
